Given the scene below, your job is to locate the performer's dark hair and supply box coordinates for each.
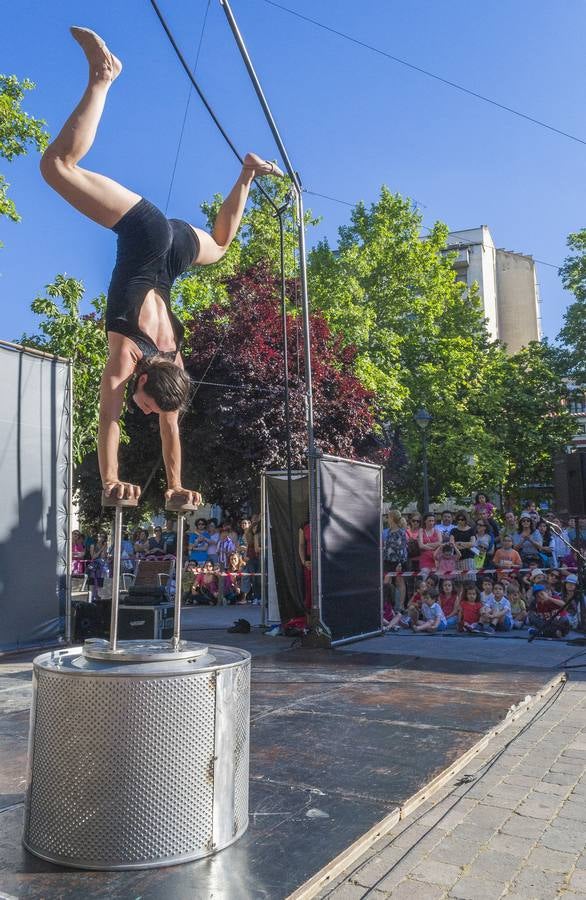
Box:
[134,357,191,412]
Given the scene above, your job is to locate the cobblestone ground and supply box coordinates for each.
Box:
[316,677,586,900]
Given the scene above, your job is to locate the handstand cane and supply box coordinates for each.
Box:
[102,492,139,650]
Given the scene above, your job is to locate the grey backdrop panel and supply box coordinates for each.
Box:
[318,456,382,643]
[265,473,308,622]
[0,345,71,651]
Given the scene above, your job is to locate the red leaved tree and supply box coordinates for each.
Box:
[179,263,376,508]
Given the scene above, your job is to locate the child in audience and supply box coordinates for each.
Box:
[493,535,522,572]
[434,541,461,578]
[508,581,527,629]
[479,581,512,632]
[439,578,461,628]
[528,585,570,638]
[406,576,425,628]
[460,585,483,633]
[480,577,495,607]
[411,590,447,633]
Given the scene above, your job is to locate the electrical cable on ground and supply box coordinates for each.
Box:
[262,0,586,148]
[319,677,567,899]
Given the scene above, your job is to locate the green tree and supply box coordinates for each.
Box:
[19,275,109,464]
[0,74,49,230]
[307,187,505,502]
[558,228,586,381]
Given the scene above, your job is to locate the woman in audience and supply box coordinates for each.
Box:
[439,578,461,628]
[147,525,166,556]
[71,530,86,576]
[534,519,554,567]
[89,529,109,598]
[196,559,220,605]
[451,511,476,579]
[223,551,246,604]
[133,527,149,557]
[383,510,408,612]
[513,516,542,568]
[418,513,442,575]
[405,513,422,573]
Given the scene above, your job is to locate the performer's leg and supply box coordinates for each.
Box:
[192,153,283,265]
[40,27,140,228]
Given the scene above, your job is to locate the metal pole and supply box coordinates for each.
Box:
[218,0,300,190]
[173,514,185,648]
[65,359,73,644]
[260,473,267,627]
[422,430,430,513]
[219,0,321,625]
[109,506,123,651]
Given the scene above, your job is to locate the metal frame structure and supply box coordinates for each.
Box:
[219,0,322,630]
[261,458,383,645]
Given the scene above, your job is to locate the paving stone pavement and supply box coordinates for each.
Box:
[316,677,586,900]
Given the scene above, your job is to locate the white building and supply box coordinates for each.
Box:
[446,226,541,354]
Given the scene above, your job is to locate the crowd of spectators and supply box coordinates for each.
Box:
[71,514,262,606]
[383,495,585,639]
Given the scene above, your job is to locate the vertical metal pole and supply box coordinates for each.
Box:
[379,467,384,631]
[65,359,73,644]
[109,506,123,651]
[173,514,185,648]
[219,0,321,624]
[260,473,267,627]
[422,430,430,513]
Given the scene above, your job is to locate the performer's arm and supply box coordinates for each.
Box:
[159,411,202,507]
[98,341,139,499]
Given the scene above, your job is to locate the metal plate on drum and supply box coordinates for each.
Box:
[82,638,209,663]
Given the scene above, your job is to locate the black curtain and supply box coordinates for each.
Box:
[266,474,308,621]
[319,458,382,642]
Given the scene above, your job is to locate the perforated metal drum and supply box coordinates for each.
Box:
[23,645,251,869]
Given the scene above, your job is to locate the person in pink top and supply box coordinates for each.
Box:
[418,513,442,574]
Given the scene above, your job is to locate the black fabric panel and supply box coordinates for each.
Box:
[319,458,382,642]
[266,475,308,621]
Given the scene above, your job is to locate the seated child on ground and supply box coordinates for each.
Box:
[479,581,512,631]
[411,590,447,633]
[507,582,527,629]
[459,585,483,633]
[439,578,461,628]
[528,586,570,638]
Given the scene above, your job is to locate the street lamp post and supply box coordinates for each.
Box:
[415,408,432,512]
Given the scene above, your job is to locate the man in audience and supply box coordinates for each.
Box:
[437,510,455,539]
[162,518,177,555]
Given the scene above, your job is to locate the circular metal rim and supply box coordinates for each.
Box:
[22,818,249,870]
[33,645,251,676]
[82,638,209,663]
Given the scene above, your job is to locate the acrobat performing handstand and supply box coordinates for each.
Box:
[41,26,283,506]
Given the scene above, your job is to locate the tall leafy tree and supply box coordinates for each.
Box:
[0,74,49,232]
[19,275,108,464]
[558,229,586,382]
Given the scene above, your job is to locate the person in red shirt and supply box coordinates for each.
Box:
[459,585,483,633]
[528,586,570,638]
[439,578,461,628]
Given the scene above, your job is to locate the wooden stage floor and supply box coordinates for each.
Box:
[0,625,558,899]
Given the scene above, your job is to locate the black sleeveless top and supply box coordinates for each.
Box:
[106,198,199,359]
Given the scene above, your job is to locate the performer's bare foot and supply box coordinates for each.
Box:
[243,152,284,178]
[70,26,122,83]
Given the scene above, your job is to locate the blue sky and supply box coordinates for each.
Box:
[2,0,585,342]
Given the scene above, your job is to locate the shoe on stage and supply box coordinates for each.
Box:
[70,26,122,81]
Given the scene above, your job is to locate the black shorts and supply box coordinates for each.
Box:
[106,198,200,354]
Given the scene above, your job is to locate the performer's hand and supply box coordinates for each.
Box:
[165,486,202,508]
[103,480,141,501]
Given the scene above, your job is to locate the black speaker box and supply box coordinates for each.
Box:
[554,451,586,518]
[73,599,110,641]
